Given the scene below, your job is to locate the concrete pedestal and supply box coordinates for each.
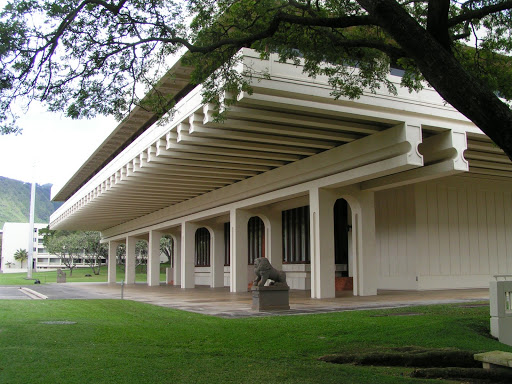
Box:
[490,278,512,346]
[251,285,290,311]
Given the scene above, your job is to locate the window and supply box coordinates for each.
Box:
[282,206,310,263]
[248,216,265,265]
[334,199,349,276]
[195,227,210,267]
[224,222,230,266]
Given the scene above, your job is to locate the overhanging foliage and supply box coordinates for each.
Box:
[2,1,512,158]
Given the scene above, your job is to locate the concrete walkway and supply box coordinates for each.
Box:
[1,282,490,318]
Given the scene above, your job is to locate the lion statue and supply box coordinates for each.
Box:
[253,257,287,287]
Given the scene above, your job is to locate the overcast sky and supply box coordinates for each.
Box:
[0,102,116,191]
[0,0,118,194]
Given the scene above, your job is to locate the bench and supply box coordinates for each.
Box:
[474,351,512,370]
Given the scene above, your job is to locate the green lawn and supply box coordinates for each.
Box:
[0,300,509,384]
[0,264,168,285]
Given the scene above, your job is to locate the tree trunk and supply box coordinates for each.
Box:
[357,0,512,160]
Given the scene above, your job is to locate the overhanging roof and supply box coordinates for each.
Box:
[52,54,195,202]
[50,50,512,232]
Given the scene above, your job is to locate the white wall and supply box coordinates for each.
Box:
[375,185,418,289]
[0,222,67,273]
[416,175,512,289]
[1,223,48,273]
[376,175,512,290]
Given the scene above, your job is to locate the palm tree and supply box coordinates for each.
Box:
[13,248,28,268]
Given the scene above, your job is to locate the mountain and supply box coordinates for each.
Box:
[0,177,62,228]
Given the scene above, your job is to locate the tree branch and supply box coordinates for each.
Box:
[447,0,512,27]
[427,0,451,50]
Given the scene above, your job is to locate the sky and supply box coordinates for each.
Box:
[0,103,117,192]
[0,0,118,195]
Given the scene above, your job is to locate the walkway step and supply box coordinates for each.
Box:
[19,287,48,300]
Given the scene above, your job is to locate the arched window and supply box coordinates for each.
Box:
[195,227,210,267]
[334,199,349,276]
[224,222,230,266]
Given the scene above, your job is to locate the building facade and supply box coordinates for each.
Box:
[1,223,54,272]
[49,49,512,298]
[0,222,98,272]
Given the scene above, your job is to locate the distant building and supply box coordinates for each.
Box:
[0,222,90,273]
[0,229,3,273]
[2,223,46,273]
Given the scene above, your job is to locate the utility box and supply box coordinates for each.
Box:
[490,276,512,346]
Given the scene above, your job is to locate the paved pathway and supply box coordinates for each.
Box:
[0,282,490,318]
[0,286,31,300]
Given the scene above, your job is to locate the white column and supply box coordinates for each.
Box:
[181,222,197,289]
[230,208,250,292]
[309,187,337,299]
[172,233,181,286]
[108,240,120,284]
[148,230,163,287]
[264,210,282,270]
[210,225,225,288]
[125,236,137,285]
[352,190,378,296]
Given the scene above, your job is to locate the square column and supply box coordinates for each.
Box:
[230,208,250,292]
[181,222,198,289]
[125,236,137,285]
[108,240,121,284]
[210,225,225,288]
[172,233,181,286]
[309,187,337,299]
[148,230,163,287]
[264,210,283,270]
[352,190,377,296]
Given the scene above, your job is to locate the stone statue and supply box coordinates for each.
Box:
[253,257,287,287]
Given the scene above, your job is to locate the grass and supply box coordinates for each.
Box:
[0,264,168,285]
[0,300,510,384]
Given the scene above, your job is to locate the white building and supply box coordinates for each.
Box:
[0,222,98,272]
[49,49,512,298]
[1,223,51,273]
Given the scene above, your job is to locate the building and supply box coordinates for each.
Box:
[1,222,52,272]
[49,49,512,298]
[0,222,99,272]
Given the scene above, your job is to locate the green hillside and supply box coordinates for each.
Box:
[0,177,62,228]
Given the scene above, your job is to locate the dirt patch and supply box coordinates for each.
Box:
[319,346,479,368]
[319,347,512,383]
[40,321,77,325]
[412,367,512,383]
[369,312,423,317]
[458,304,489,308]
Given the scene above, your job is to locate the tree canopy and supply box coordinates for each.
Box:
[41,228,107,275]
[2,1,512,158]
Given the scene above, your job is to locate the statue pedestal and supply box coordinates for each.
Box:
[251,285,290,311]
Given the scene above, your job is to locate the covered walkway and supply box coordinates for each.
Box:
[17,283,489,318]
